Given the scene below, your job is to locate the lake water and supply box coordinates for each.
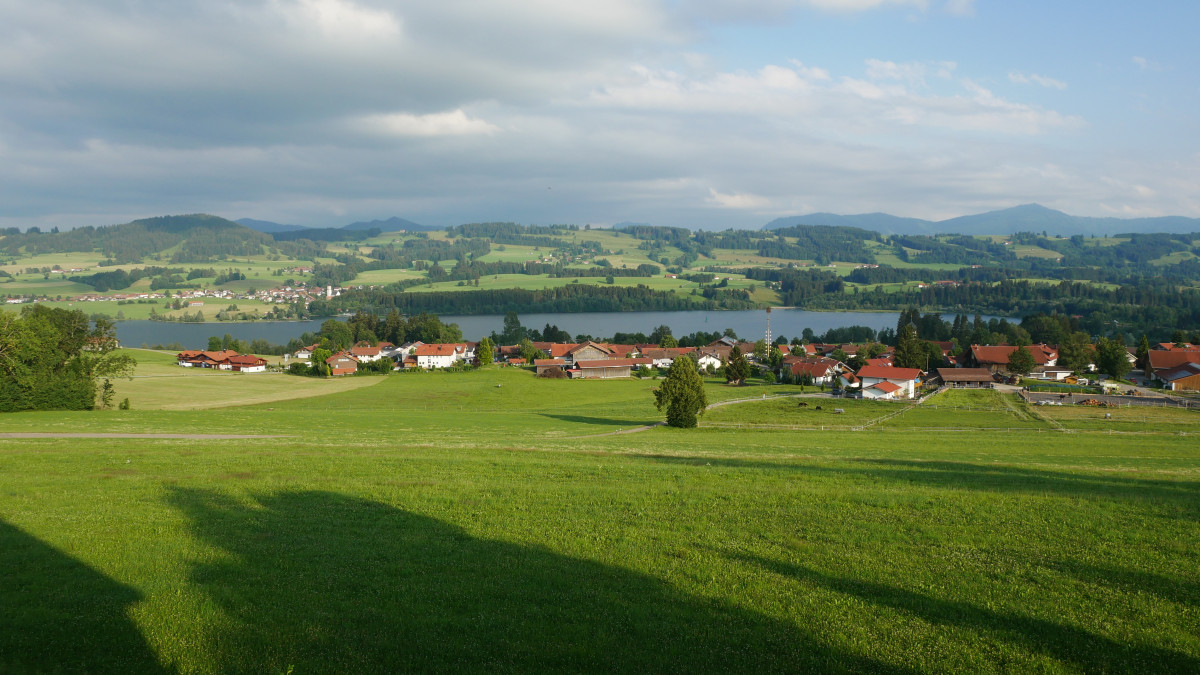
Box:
[116,309,997,349]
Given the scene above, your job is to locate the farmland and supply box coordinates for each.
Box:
[2,369,1198,672]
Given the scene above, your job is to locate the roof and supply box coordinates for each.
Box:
[791,361,835,377]
[868,381,902,394]
[350,346,381,357]
[971,344,1056,366]
[574,358,653,369]
[1147,350,1200,370]
[567,341,615,356]
[856,365,922,381]
[1157,363,1200,382]
[642,347,698,360]
[413,343,467,357]
[531,342,577,358]
[937,367,993,383]
[533,358,567,366]
[226,354,267,366]
[325,352,358,364]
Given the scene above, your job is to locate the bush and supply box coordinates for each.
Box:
[538,368,568,379]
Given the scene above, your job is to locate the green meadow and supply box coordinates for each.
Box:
[1,371,1198,673]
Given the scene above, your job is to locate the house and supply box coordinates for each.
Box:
[176,350,239,369]
[413,343,475,369]
[937,368,993,388]
[290,344,320,364]
[227,354,269,373]
[1147,351,1200,387]
[695,348,727,371]
[1156,363,1200,391]
[641,347,698,369]
[326,352,358,376]
[565,341,616,365]
[790,359,838,384]
[855,365,922,399]
[969,344,1058,374]
[862,380,903,400]
[570,358,653,379]
[1029,366,1074,381]
[349,344,383,363]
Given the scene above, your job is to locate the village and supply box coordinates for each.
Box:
[173,334,1200,398]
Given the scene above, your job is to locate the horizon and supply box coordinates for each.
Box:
[3,2,1198,230]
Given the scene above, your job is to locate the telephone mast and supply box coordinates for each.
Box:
[765,307,772,347]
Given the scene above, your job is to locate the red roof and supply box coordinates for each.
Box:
[534,358,566,366]
[1148,350,1200,370]
[856,365,922,381]
[226,354,267,366]
[350,346,381,357]
[413,343,467,357]
[869,381,902,394]
[791,361,835,377]
[971,344,1056,366]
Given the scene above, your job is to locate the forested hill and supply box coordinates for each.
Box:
[765,203,1200,236]
[0,214,274,264]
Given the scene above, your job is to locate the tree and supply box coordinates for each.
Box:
[725,346,750,385]
[660,334,679,348]
[752,339,768,363]
[1056,332,1093,372]
[653,356,708,428]
[893,323,924,370]
[1007,345,1036,376]
[477,337,495,366]
[310,348,332,377]
[0,306,134,412]
[1135,334,1151,371]
[1095,337,1132,380]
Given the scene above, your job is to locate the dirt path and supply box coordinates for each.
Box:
[0,433,294,439]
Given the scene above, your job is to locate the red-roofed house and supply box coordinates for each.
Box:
[969,344,1058,374]
[863,380,903,400]
[349,344,383,362]
[565,341,616,364]
[642,347,698,369]
[414,343,474,369]
[856,365,923,399]
[325,352,358,376]
[1148,350,1200,387]
[790,360,838,384]
[227,354,269,373]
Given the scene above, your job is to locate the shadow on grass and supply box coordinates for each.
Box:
[0,519,169,673]
[1050,559,1200,608]
[166,487,906,673]
[731,552,1200,674]
[539,413,656,427]
[637,455,1200,519]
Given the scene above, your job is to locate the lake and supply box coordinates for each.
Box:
[116,309,999,349]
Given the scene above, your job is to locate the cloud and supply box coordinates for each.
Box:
[707,188,771,210]
[943,0,975,16]
[352,110,499,138]
[1008,72,1068,90]
[1132,55,1162,72]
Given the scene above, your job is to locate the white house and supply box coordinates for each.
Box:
[413,343,475,369]
[855,365,922,399]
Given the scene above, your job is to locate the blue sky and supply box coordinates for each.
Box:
[2,0,1197,230]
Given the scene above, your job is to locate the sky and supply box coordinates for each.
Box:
[2,0,1198,230]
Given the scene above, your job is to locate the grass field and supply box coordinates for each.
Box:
[1,370,1198,672]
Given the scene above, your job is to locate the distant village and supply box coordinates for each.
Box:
[174,337,1200,396]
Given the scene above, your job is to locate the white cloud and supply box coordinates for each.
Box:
[707,188,771,210]
[1009,72,1067,90]
[943,0,975,16]
[353,110,499,138]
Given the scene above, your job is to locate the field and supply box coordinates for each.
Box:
[1,371,1198,672]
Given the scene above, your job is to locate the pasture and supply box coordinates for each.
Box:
[1,372,1198,672]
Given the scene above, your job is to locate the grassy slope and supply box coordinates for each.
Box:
[1,375,1198,672]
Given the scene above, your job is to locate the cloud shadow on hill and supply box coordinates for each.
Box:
[165,487,905,673]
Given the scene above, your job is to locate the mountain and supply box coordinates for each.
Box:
[764,212,936,234]
[342,217,435,232]
[236,218,310,234]
[764,204,1200,236]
